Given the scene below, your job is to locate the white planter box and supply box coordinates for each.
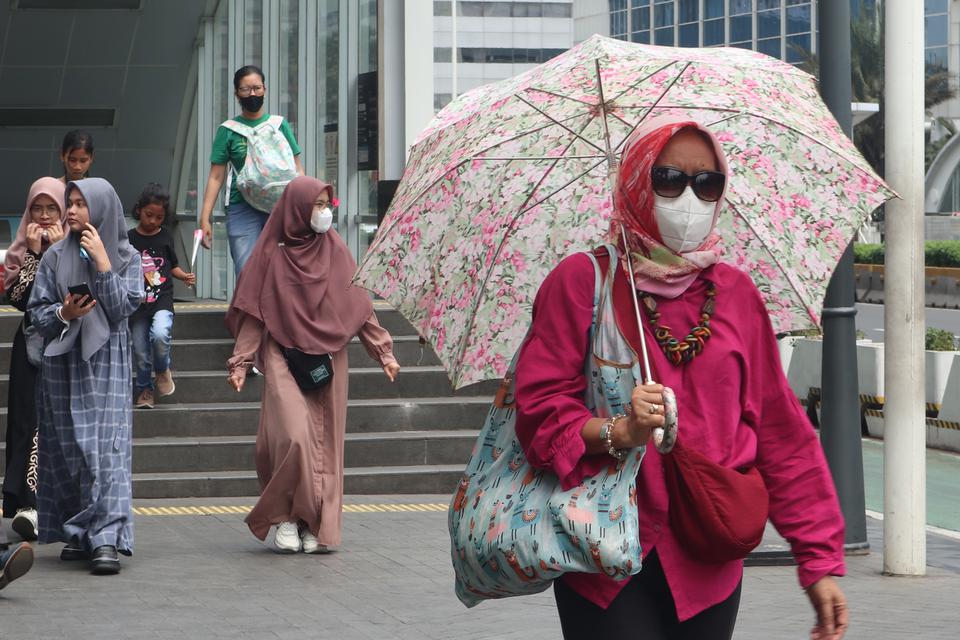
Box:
[926,350,959,409]
[784,337,822,400]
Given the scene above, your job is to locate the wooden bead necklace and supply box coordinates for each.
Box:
[639,281,716,365]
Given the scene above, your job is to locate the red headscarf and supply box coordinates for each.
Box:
[4,177,67,291]
[609,115,729,298]
[226,176,373,354]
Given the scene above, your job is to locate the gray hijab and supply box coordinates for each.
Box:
[43,177,139,360]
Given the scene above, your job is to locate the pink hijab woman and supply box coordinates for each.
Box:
[514,116,849,640]
[226,176,400,555]
[2,177,66,543]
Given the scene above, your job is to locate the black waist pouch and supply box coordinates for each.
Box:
[282,347,333,391]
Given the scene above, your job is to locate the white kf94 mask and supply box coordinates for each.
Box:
[653,186,716,254]
[310,206,333,234]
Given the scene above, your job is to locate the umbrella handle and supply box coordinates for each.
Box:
[618,224,655,386]
[618,225,676,452]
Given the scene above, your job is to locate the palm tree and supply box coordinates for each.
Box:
[791,6,955,178]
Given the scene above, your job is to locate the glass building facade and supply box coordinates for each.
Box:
[608,0,816,64]
[433,0,575,111]
[182,0,378,300]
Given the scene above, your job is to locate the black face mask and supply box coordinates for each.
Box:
[239,94,264,113]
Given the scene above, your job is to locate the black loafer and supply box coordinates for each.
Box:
[60,544,89,561]
[0,542,34,590]
[89,545,121,575]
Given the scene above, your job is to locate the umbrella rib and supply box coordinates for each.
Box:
[522,87,596,107]
[473,154,606,161]
[515,95,606,153]
[612,104,884,179]
[358,115,587,263]
[612,62,693,154]
[448,125,606,385]
[607,59,685,105]
[723,199,820,327]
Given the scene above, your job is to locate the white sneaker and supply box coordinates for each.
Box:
[12,508,38,542]
[300,530,329,554]
[272,522,301,553]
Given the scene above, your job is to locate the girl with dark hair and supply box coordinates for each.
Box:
[58,130,95,184]
[2,177,67,541]
[128,182,196,409]
[28,177,143,575]
[198,64,304,276]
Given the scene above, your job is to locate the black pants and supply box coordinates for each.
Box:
[554,551,741,640]
[2,323,39,516]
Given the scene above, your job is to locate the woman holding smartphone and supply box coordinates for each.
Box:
[27,178,143,576]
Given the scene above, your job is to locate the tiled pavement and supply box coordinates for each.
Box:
[1,496,958,639]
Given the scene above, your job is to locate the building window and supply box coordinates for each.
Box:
[653,1,674,28]
[458,1,484,17]
[758,37,781,59]
[926,0,950,73]
[704,0,724,20]
[455,47,568,64]
[434,93,453,111]
[703,18,724,46]
[655,26,675,45]
[610,0,628,39]
[678,0,698,23]
[632,3,650,31]
[786,33,811,63]
[730,15,752,44]
[679,22,698,47]
[758,8,781,40]
[786,3,811,34]
[730,0,753,15]
[542,3,572,18]
[434,47,452,63]
[631,30,650,43]
[434,1,451,17]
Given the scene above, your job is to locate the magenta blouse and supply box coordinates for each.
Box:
[514,252,845,621]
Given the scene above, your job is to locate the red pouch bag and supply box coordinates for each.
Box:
[661,437,769,563]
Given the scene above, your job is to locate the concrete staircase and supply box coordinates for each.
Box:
[0,303,491,498]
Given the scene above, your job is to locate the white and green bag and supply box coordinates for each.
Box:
[221,115,298,213]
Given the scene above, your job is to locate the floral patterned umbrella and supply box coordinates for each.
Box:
[354,34,895,389]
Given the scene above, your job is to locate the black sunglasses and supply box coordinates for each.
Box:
[650,167,726,202]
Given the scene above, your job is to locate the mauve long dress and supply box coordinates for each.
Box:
[229,312,396,546]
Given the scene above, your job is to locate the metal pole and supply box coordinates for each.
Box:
[883,0,926,576]
[818,0,868,552]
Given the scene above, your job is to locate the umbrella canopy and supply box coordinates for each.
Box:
[355,35,895,389]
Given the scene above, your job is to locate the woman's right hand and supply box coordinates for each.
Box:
[228,369,246,392]
[60,293,96,321]
[617,383,666,448]
[201,219,213,250]
[26,223,44,254]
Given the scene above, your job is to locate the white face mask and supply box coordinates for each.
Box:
[653,186,717,254]
[310,206,333,234]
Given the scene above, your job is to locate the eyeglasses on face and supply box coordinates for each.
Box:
[650,166,726,203]
[237,85,265,97]
[30,204,61,215]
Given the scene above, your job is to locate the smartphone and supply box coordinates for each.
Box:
[67,282,95,306]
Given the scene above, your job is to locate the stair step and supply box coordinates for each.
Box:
[127,431,476,473]
[0,335,441,372]
[0,397,490,439]
[0,367,498,404]
[131,464,464,498]
[0,306,418,342]
[0,334,439,374]
[0,431,479,475]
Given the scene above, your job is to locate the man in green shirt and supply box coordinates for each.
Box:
[199,65,304,276]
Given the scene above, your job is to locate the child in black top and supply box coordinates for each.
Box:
[128,183,196,408]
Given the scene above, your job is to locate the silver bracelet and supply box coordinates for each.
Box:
[600,413,628,461]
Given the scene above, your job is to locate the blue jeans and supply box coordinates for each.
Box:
[226,199,269,277]
[131,310,174,392]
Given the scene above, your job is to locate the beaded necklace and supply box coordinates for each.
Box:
[639,281,716,365]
